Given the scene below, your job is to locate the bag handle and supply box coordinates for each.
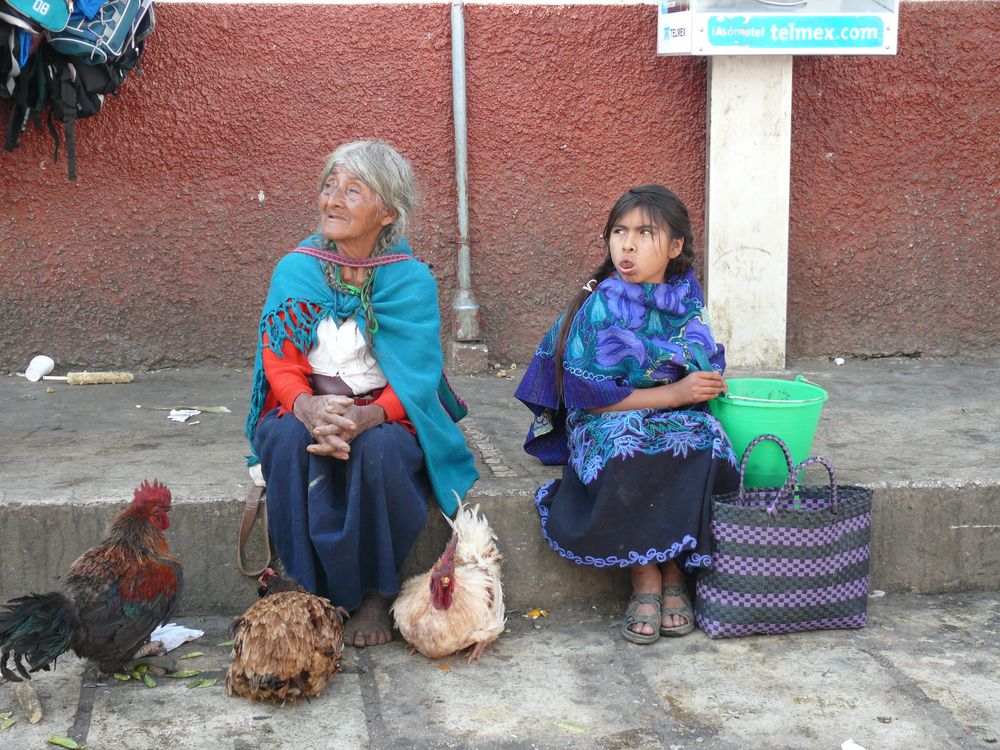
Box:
[237,484,271,577]
[736,434,795,503]
[766,455,839,516]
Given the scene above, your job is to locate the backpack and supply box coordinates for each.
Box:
[47,0,144,65]
[1,0,153,179]
[0,0,70,33]
[2,28,48,153]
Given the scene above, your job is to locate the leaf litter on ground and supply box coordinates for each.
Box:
[166,669,200,679]
[186,678,217,689]
[149,405,231,413]
[179,652,204,659]
[47,737,84,749]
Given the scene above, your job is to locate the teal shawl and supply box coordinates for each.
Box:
[245,235,478,515]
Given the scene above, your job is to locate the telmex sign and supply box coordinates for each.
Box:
[658,0,899,55]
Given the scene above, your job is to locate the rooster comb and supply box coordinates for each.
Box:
[132,479,172,506]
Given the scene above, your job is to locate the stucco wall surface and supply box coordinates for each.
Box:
[1,2,997,370]
[462,4,709,363]
[788,1,1000,359]
[0,4,460,370]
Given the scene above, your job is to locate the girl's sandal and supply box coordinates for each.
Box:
[660,585,696,637]
[621,593,662,644]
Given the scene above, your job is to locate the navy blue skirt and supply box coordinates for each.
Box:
[253,408,431,611]
[536,408,738,571]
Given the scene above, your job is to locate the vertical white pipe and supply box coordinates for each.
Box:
[450,0,481,342]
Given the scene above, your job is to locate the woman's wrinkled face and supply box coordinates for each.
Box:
[608,206,682,285]
[318,167,395,255]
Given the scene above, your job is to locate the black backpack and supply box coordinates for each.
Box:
[1,0,153,179]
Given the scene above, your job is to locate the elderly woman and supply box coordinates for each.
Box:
[245,140,478,647]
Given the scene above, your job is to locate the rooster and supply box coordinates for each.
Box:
[392,501,505,662]
[0,480,182,681]
[226,569,348,704]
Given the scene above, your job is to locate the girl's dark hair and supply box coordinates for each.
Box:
[553,184,695,398]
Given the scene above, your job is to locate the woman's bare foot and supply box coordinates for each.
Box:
[344,592,394,648]
[627,564,662,638]
[660,560,691,631]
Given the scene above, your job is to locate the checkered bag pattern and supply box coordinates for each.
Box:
[695,434,872,638]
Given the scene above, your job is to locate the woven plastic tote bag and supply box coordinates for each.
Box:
[695,434,872,638]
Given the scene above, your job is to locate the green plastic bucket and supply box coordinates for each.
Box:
[708,375,829,488]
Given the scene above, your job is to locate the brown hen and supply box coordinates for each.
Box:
[225,569,347,704]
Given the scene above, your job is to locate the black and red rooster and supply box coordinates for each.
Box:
[0,479,182,681]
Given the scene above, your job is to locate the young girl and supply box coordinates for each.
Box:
[515,185,738,644]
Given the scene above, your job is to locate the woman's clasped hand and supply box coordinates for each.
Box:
[292,393,385,459]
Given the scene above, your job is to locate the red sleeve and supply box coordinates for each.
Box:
[261,301,316,416]
[373,382,407,423]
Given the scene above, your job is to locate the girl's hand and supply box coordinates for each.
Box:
[588,371,727,413]
[674,371,727,405]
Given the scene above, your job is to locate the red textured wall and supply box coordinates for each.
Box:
[0,4,460,369]
[788,2,1000,359]
[1,2,997,370]
[464,4,708,362]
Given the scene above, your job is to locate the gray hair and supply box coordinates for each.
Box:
[318,140,416,254]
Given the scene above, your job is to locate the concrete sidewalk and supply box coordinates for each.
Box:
[1,357,998,613]
[1,593,998,749]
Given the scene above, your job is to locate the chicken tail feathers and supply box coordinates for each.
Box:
[0,592,78,682]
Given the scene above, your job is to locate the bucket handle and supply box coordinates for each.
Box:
[736,434,795,502]
[722,374,827,405]
[766,455,839,516]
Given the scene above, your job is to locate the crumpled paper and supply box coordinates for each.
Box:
[168,409,201,423]
[150,623,204,653]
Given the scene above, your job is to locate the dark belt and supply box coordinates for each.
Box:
[309,373,382,405]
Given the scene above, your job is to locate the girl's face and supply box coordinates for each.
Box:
[608,206,683,284]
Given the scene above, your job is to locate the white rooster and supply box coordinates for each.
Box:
[392,501,505,661]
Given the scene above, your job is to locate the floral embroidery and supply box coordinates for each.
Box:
[567,408,737,485]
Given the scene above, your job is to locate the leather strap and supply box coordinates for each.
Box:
[309,373,383,405]
[237,484,270,577]
[309,373,354,397]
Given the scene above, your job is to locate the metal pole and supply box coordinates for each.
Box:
[450,0,481,342]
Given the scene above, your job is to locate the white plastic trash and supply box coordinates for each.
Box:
[24,355,55,382]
